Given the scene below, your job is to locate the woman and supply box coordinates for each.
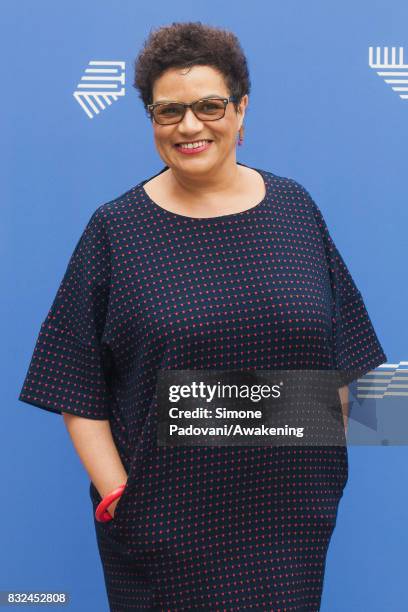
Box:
[19,21,386,611]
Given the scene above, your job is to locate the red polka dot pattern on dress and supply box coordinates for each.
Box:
[18,162,387,610]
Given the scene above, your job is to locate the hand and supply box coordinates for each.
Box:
[100,480,127,519]
[94,475,128,520]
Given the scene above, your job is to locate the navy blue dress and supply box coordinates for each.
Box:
[19,163,387,611]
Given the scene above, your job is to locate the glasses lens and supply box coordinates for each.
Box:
[194,99,225,120]
[154,103,184,124]
[152,99,226,124]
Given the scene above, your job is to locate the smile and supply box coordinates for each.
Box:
[174,140,213,155]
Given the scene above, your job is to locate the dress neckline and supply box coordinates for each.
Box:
[139,162,268,223]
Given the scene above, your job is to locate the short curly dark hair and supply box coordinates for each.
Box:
[133,21,251,116]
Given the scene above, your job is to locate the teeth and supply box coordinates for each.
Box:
[178,140,211,149]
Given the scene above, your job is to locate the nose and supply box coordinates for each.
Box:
[178,107,204,130]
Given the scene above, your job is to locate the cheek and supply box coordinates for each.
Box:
[209,125,235,144]
[218,119,238,139]
[153,129,164,145]
[153,127,172,147]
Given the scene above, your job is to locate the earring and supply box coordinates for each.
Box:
[237,125,244,146]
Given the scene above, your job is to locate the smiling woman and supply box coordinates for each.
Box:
[142,61,250,214]
[18,20,387,612]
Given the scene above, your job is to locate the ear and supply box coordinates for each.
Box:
[237,94,249,127]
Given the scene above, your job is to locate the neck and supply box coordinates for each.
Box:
[166,159,243,202]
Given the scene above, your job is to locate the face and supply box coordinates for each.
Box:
[150,64,248,177]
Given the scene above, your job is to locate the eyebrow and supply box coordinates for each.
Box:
[153,94,225,104]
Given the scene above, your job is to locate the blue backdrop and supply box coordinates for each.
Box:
[3,1,407,610]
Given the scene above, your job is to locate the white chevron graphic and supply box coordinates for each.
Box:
[356,361,408,399]
[369,46,408,99]
[73,60,125,119]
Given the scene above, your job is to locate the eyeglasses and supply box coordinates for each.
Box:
[147,96,239,125]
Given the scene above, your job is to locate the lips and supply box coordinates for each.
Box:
[174,139,213,147]
[174,140,213,155]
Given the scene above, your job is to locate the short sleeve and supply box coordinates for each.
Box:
[294,181,387,386]
[18,208,113,419]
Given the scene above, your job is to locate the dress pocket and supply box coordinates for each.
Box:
[89,452,142,545]
[90,481,135,555]
[108,479,132,525]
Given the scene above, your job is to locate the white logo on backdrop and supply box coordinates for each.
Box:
[356,362,408,399]
[369,46,408,99]
[73,60,125,118]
